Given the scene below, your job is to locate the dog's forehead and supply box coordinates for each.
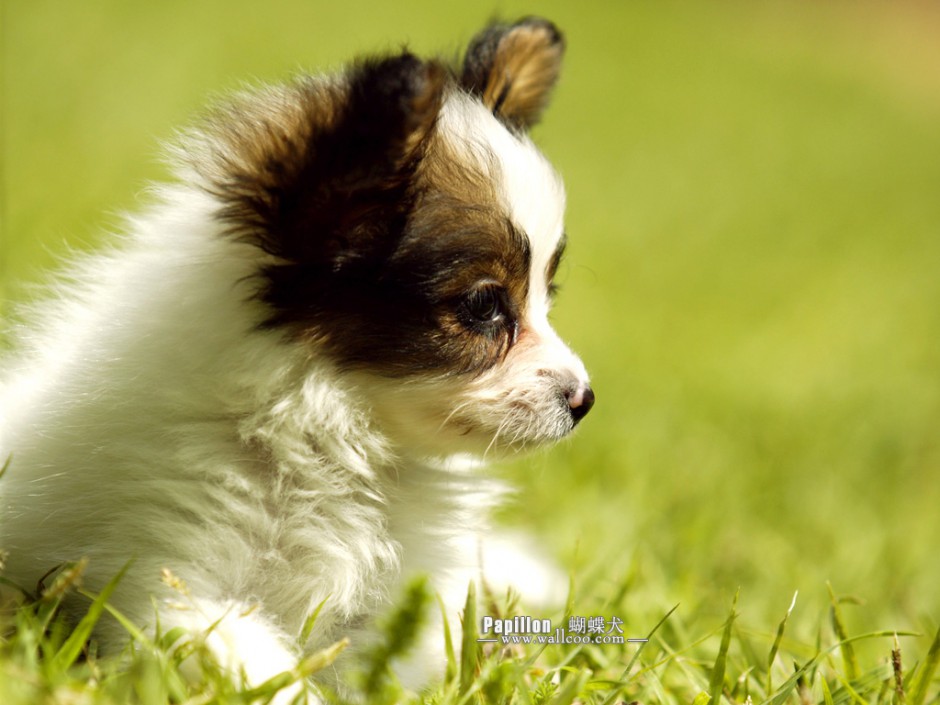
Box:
[437,93,566,273]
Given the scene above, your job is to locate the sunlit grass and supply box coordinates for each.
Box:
[2,562,939,704]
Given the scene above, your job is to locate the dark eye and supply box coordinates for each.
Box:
[465,286,505,323]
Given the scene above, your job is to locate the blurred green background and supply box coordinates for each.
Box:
[3,0,939,652]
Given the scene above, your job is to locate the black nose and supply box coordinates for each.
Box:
[567,385,595,424]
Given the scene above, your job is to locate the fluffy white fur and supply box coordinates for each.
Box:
[0,48,588,700]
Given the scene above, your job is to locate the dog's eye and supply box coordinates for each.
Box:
[465,286,504,323]
[462,282,515,329]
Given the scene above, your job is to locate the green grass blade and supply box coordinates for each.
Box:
[628,602,680,676]
[765,655,821,705]
[602,602,680,705]
[39,558,89,603]
[51,559,132,671]
[564,571,576,624]
[92,594,153,647]
[156,626,189,652]
[767,591,798,693]
[634,619,728,680]
[821,672,836,705]
[437,592,457,684]
[459,581,478,698]
[362,576,430,694]
[547,668,591,705]
[763,631,917,705]
[512,666,535,705]
[709,589,739,704]
[296,637,349,678]
[299,594,330,646]
[832,666,870,705]
[828,582,860,680]
[909,624,940,705]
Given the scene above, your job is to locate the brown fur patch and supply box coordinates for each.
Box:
[461,17,565,131]
[193,54,446,271]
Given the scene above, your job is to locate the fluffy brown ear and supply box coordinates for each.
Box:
[210,52,445,257]
[202,52,446,327]
[339,52,446,177]
[460,17,564,131]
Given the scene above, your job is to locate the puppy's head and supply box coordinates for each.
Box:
[198,17,593,456]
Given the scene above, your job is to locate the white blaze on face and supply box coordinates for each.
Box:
[440,95,564,304]
[440,93,588,383]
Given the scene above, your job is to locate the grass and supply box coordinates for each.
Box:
[2,562,939,704]
[3,0,940,702]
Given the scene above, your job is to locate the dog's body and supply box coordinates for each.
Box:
[0,18,592,694]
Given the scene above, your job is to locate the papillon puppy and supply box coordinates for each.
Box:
[0,16,593,697]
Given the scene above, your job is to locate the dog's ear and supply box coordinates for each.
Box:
[201,52,446,326]
[212,52,445,259]
[461,17,564,131]
[330,52,446,184]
